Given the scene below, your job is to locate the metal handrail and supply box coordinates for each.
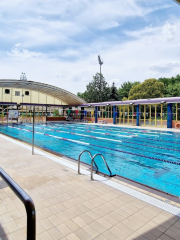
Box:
[78,150,98,174]
[91,153,115,180]
[0,168,36,240]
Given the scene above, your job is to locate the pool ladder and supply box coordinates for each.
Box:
[78,150,116,180]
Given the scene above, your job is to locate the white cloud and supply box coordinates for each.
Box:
[162,22,177,41]
[15,43,21,47]
[99,21,119,30]
[7,45,42,60]
[149,62,180,73]
[0,0,179,95]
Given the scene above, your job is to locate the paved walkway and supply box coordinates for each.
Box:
[0,135,180,240]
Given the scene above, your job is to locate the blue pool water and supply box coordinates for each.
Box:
[1,122,180,196]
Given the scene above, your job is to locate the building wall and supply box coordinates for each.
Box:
[0,87,68,105]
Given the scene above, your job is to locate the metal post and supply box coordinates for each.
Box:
[95,106,98,123]
[22,105,23,122]
[149,105,151,127]
[136,104,140,126]
[100,64,101,102]
[155,104,157,127]
[30,106,31,123]
[1,105,3,123]
[7,105,8,123]
[167,103,172,128]
[119,106,121,124]
[32,106,35,155]
[38,107,39,124]
[26,106,27,123]
[98,55,103,102]
[113,106,116,124]
[144,105,146,126]
[176,103,178,121]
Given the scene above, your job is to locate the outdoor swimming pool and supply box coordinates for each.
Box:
[0,122,180,197]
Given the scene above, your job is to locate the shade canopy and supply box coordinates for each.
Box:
[80,97,180,107]
[0,79,86,105]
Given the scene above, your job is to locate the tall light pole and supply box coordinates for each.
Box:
[98,55,103,102]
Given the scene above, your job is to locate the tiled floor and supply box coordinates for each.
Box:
[0,136,180,240]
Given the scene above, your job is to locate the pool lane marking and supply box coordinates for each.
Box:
[8,126,180,165]
[24,124,180,151]
[23,125,124,143]
[89,143,180,165]
[16,126,180,158]
[8,126,89,146]
[54,123,172,135]
[50,125,162,139]
[53,124,162,137]
[122,140,180,153]
[37,125,136,138]
[31,126,180,154]
[6,126,179,165]
[1,133,180,217]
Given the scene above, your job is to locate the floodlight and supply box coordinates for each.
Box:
[129,103,134,105]
[98,55,103,65]
[161,101,166,104]
[106,104,110,106]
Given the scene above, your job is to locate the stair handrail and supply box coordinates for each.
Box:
[78,150,98,174]
[0,167,36,240]
[91,153,115,180]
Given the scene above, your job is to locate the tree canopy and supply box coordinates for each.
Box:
[109,82,119,101]
[158,74,180,97]
[77,74,180,102]
[78,73,109,102]
[118,81,140,100]
[129,79,164,100]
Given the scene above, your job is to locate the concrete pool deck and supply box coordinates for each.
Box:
[0,135,180,240]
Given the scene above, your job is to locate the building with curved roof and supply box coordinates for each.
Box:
[0,79,85,106]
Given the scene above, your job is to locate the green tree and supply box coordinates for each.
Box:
[109,82,119,101]
[129,78,164,100]
[122,97,128,101]
[158,74,180,97]
[77,92,86,100]
[83,73,109,102]
[118,81,140,100]
[166,83,180,97]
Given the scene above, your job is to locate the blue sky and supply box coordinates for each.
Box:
[0,0,180,94]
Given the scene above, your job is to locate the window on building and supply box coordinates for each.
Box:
[5,89,10,94]
[15,91,20,96]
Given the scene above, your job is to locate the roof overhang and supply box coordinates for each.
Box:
[0,79,86,105]
[20,103,80,107]
[0,102,17,105]
[80,97,180,107]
